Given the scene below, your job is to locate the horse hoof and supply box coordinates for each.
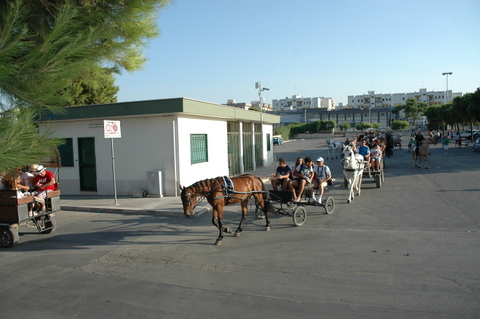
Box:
[347,199,351,203]
[266,226,271,231]
[215,240,222,246]
[234,232,241,237]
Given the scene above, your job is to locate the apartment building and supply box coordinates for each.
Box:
[272,95,334,111]
[347,88,462,109]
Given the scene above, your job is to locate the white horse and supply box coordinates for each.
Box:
[326,137,342,159]
[342,145,364,203]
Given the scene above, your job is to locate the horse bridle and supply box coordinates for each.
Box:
[183,179,223,211]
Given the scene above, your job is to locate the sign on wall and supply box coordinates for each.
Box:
[104,120,122,138]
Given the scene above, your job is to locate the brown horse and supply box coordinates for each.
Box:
[413,137,434,168]
[179,174,271,245]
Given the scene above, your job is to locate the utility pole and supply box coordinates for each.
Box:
[442,72,452,104]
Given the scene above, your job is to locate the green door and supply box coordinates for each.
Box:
[78,137,97,191]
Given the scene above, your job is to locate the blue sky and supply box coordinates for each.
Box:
[115,0,480,106]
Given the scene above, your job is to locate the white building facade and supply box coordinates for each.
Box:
[39,98,279,197]
[347,88,462,109]
[272,95,334,111]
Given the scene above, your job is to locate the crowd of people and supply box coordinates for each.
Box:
[0,164,56,216]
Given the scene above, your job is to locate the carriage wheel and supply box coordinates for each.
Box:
[41,215,57,234]
[254,202,265,219]
[324,197,335,214]
[381,170,385,183]
[0,226,19,248]
[375,174,382,188]
[293,206,307,226]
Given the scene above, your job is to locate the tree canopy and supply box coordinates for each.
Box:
[424,88,480,132]
[0,0,169,171]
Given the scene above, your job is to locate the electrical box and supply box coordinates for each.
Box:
[147,171,163,198]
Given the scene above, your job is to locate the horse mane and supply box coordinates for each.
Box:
[186,178,220,196]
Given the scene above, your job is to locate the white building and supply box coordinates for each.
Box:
[272,95,335,111]
[348,88,462,109]
[39,98,279,197]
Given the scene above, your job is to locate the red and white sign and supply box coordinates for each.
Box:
[104,120,122,138]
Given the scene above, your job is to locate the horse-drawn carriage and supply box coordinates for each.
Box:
[255,189,335,227]
[180,174,335,245]
[0,159,61,248]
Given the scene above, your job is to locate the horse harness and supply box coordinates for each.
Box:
[185,176,256,208]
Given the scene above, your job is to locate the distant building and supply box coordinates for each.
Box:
[347,88,462,109]
[272,95,335,111]
[271,107,395,129]
[226,99,273,112]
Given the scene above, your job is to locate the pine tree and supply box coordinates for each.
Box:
[0,0,169,171]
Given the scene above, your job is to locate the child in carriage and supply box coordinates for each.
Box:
[370,144,382,171]
[291,157,314,202]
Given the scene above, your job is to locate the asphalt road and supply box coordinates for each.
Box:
[1,138,479,318]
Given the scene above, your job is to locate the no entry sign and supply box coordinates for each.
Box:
[104,120,121,138]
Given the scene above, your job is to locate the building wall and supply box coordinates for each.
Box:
[272,95,335,111]
[347,88,462,108]
[46,116,176,196]
[176,116,229,190]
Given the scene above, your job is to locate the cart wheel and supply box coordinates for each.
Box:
[41,215,56,234]
[324,197,335,214]
[254,202,265,219]
[0,226,19,248]
[293,206,307,226]
[381,170,385,183]
[375,174,382,188]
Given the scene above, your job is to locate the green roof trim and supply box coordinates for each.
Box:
[39,98,280,124]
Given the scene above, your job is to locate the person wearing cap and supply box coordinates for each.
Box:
[32,165,56,212]
[18,164,39,192]
[312,157,332,204]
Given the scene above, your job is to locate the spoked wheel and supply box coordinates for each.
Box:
[375,174,382,188]
[324,197,335,214]
[41,214,56,234]
[33,214,57,234]
[293,206,307,226]
[254,201,265,219]
[0,226,19,248]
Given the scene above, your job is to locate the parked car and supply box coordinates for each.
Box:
[273,136,283,145]
[460,130,478,140]
[473,138,480,152]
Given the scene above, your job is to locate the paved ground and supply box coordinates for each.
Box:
[1,136,479,319]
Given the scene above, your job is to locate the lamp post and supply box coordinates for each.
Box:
[442,72,452,104]
[255,81,269,112]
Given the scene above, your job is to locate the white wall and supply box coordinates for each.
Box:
[176,117,229,189]
[45,116,175,196]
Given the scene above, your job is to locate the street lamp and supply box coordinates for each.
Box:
[442,72,452,104]
[255,81,269,112]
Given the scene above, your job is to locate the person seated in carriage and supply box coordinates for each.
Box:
[356,139,371,163]
[312,157,332,204]
[370,144,382,170]
[291,157,314,202]
[270,157,293,191]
